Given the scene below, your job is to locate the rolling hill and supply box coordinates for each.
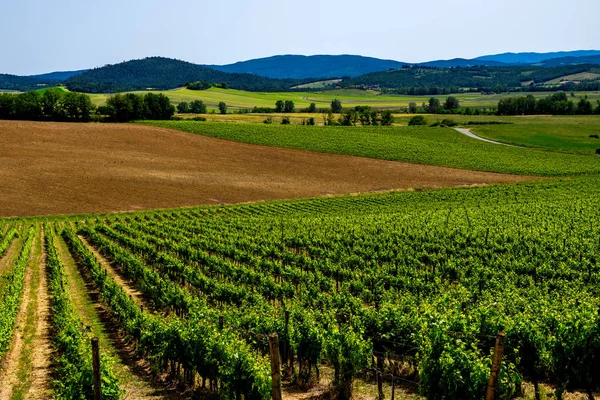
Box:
[0,74,54,92]
[535,55,600,67]
[339,64,600,94]
[208,54,406,79]
[65,57,304,93]
[31,69,88,81]
[473,50,600,65]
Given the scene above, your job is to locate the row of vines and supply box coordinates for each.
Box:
[67,177,600,399]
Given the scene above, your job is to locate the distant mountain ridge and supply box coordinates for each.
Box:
[30,69,88,81]
[473,50,600,65]
[207,55,406,79]
[206,51,600,79]
[1,50,599,92]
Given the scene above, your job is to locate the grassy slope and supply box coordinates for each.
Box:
[464,115,600,154]
[142,121,600,177]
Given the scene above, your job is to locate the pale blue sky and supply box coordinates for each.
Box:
[2,0,599,75]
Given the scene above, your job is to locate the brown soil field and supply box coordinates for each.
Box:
[0,120,532,218]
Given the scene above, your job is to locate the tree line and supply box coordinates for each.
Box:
[0,89,175,122]
[497,92,600,115]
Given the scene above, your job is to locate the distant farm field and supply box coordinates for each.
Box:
[0,120,527,218]
[389,114,600,153]
[144,120,600,176]
[85,87,600,110]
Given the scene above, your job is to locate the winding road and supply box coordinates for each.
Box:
[453,127,521,147]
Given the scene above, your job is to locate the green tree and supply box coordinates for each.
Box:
[307,102,317,113]
[381,110,393,126]
[106,94,133,122]
[177,102,190,113]
[218,102,227,114]
[339,110,358,126]
[144,93,174,120]
[443,96,460,110]
[408,115,427,126]
[331,99,343,113]
[428,97,441,113]
[275,100,284,113]
[15,91,43,120]
[576,97,593,114]
[284,100,295,113]
[41,90,63,119]
[408,102,417,113]
[0,93,16,119]
[186,81,211,90]
[189,100,206,114]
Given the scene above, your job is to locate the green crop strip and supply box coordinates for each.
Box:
[142,121,600,176]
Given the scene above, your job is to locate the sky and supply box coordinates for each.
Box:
[2,0,599,75]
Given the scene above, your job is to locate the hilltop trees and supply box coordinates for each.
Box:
[186,80,211,90]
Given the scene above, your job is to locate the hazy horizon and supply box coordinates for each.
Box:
[2,0,599,75]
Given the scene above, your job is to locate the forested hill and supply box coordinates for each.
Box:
[65,57,304,93]
[0,74,53,92]
[209,55,406,79]
[340,64,600,94]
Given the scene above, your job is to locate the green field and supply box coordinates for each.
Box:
[142,120,600,177]
[465,115,600,153]
[85,86,600,111]
[388,114,600,154]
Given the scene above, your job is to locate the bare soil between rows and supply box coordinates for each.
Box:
[0,121,533,218]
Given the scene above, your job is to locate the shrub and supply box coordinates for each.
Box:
[191,116,206,121]
[264,117,273,124]
[589,134,599,139]
[307,117,316,126]
[596,148,600,155]
[408,115,427,126]
[441,118,457,127]
[281,116,290,125]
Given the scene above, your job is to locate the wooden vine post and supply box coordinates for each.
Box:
[486,332,506,400]
[268,333,282,400]
[92,337,102,400]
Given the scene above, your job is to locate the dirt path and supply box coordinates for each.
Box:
[0,226,52,400]
[453,127,521,147]
[77,235,149,309]
[0,120,532,218]
[55,231,175,399]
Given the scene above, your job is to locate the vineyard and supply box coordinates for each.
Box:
[0,176,599,399]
